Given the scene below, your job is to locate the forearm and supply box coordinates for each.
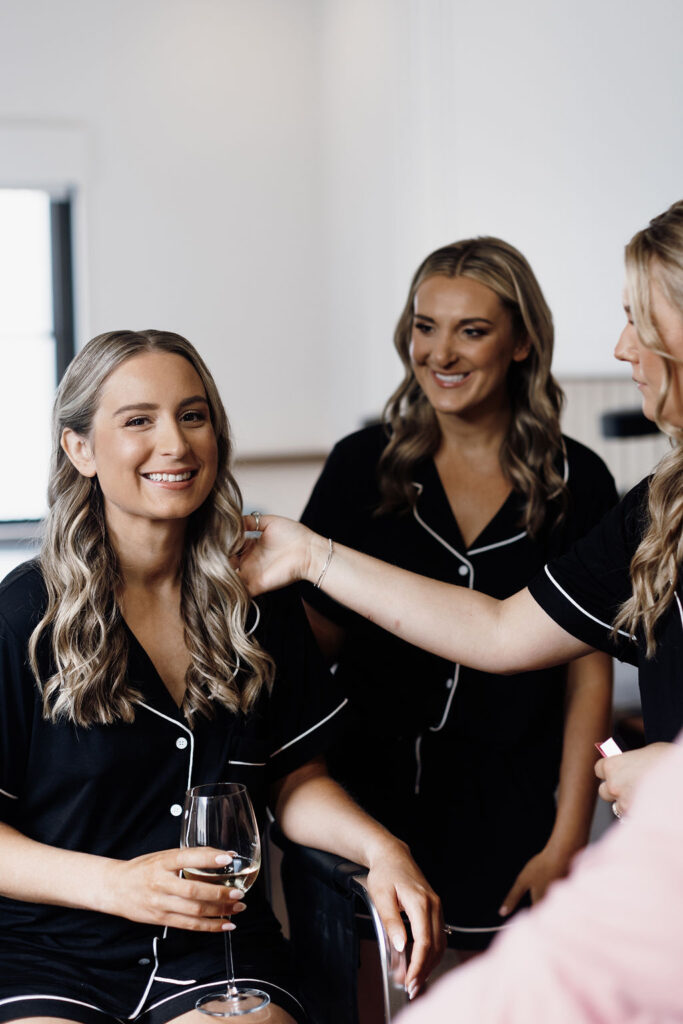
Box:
[272,758,402,866]
[550,652,613,853]
[0,820,113,912]
[304,537,588,672]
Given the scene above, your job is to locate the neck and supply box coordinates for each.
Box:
[106,512,187,589]
[435,403,512,456]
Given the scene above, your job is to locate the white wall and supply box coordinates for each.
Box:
[1,0,682,456]
[0,0,327,454]
[319,0,683,439]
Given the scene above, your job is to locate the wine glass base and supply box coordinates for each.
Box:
[195,989,271,1017]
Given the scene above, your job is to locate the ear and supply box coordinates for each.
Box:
[61,428,97,478]
[512,334,532,363]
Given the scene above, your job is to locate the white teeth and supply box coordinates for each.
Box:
[145,472,193,482]
[435,371,469,383]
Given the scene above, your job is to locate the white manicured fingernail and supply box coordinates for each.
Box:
[228,889,242,900]
[215,853,233,865]
[408,983,419,1000]
[392,934,405,953]
[221,922,236,931]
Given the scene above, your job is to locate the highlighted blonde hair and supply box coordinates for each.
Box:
[613,201,683,655]
[29,329,274,726]
[378,237,566,535]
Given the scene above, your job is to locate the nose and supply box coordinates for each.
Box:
[431,329,459,368]
[614,324,637,365]
[158,414,190,457]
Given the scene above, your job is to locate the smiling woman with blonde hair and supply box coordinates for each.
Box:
[0,329,443,1024]
[295,237,616,957]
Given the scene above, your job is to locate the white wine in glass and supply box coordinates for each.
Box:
[181,782,269,1017]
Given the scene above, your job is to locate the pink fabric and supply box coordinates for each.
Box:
[399,739,683,1023]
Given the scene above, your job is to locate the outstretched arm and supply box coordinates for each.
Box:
[240,515,593,672]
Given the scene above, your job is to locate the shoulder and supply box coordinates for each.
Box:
[325,422,389,467]
[561,435,615,487]
[302,423,389,525]
[0,559,47,639]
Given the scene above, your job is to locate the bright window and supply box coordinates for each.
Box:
[0,189,55,521]
[0,188,75,576]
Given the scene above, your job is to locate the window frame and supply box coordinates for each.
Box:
[0,192,76,547]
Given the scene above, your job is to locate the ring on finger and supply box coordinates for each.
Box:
[250,510,262,532]
[611,801,622,819]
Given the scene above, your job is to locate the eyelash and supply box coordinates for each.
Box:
[124,411,207,428]
[413,323,487,338]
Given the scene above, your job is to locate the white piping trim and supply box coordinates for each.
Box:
[136,978,304,1017]
[0,994,115,1016]
[562,449,569,484]
[270,698,348,757]
[246,600,261,637]
[412,493,469,732]
[429,662,461,733]
[414,735,423,795]
[543,566,634,639]
[228,760,267,767]
[675,593,683,629]
[412,481,527,558]
[353,912,509,936]
[412,487,473,573]
[128,934,162,1018]
[444,922,510,934]
[153,976,196,985]
[468,531,527,555]
[138,703,194,790]
[0,786,18,800]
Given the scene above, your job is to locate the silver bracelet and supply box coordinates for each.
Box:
[314,538,334,589]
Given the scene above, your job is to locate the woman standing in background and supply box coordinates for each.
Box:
[298,237,616,953]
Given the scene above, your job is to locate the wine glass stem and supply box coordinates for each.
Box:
[224,917,238,998]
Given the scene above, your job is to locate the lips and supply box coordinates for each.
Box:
[431,370,472,386]
[142,470,198,482]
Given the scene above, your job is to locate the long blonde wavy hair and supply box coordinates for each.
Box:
[29,329,274,726]
[378,237,567,535]
[613,201,683,655]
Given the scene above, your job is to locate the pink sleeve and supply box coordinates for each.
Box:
[399,739,683,1024]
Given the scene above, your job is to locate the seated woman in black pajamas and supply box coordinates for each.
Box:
[0,330,443,1024]
[298,237,615,955]
[239,198,683,820]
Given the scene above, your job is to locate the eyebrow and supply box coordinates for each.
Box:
[413,313,494,326]
[112,395,209,417]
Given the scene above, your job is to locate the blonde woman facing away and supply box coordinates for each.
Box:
[297,237,616,953]
[0,331,443,1024]
[239,199,683,824]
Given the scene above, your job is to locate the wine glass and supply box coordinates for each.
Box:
[181,782,270,1016]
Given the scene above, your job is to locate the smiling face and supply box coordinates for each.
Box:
[409,275,531,424]
[62,350,219,533]
[615,271,683,428]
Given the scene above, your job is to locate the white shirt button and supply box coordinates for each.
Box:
[176,736,188,750]
[138,957,151,966]
[458,564,469,576]
[170,803,182,817]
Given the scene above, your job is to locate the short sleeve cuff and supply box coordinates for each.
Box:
[528,564,637,664]
[0,784,20,820]
[268,697,348,779]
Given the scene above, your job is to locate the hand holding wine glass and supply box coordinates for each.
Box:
[181,782,270,1016]
[100,845,249,930]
